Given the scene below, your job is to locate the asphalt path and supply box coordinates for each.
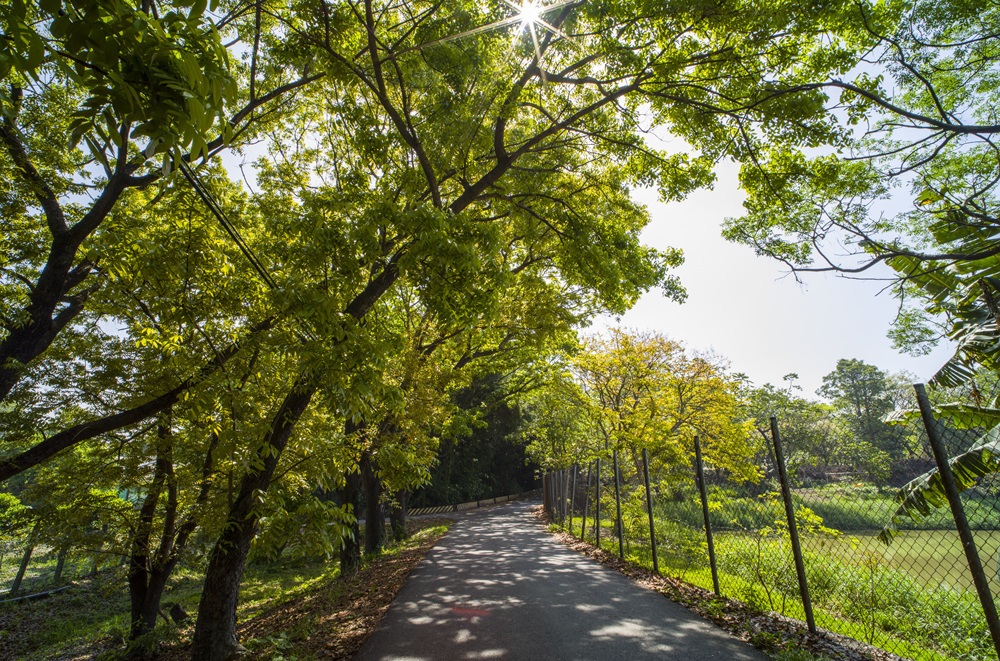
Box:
[353,499,769,661]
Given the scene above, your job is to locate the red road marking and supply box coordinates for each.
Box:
[450,606,492,617]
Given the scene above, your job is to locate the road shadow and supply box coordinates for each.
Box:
[354,499,768,661]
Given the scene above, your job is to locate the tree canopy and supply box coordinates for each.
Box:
[0,0,929,656]
[525,329,755,484]
[720,0,1000,385]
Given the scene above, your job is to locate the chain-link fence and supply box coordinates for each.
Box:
[544,382,1000,661]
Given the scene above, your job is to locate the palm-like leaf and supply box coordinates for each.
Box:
[883,402,1000,429]
[879,422,1000,543]
[885,225,1000,388]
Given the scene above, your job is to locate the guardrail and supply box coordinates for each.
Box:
[409,490,541,516]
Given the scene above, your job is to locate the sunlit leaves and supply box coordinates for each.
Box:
[1,0,235,158]
[543,329,757,481]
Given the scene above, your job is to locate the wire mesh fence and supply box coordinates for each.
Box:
[543,381,1000,661]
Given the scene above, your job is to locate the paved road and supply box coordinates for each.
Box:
[354,499,768,661]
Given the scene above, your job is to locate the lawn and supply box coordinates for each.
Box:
[797,529,1000,595]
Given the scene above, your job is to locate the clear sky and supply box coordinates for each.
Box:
[592,159,956,399]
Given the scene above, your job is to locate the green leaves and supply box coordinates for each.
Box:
[882,216,1000,387]
[884,402,1000,430]
[879,422,1000,543]
[3,0,234,158]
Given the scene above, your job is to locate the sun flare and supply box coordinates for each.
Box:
[395,0,580,75]
[518,0,544,28]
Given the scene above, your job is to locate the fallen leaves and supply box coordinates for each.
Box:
[150,517,452,661]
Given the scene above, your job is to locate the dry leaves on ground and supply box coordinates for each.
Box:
[152,517,453,661]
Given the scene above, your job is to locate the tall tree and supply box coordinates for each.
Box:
[0,0,314,402]
[570,329,755,482]
[818,358,913,459]
[1,0,918,657]
[747,379,840,476]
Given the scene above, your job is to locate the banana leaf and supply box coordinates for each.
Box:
[883,403,1000,429]
[879,422,1000,543]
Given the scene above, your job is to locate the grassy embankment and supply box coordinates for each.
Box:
[0,521,451,660]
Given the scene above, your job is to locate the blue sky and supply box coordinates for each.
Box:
[593,160,956,399]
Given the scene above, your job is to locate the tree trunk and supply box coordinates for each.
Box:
[189,529,251,661]
[340,467,362,573]
[129,417,170,642]
[189,380,315,661]
[53,546,68,585]
[361,451,386,555]
[131,567,172,645]
[8,542,34,596]
[8,519,41,596]
[390,490,409,542]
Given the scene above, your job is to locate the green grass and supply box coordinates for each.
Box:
[0,544,334,659]
[650,486,1000,534]
[796,529,1000,594]
[0,545,97,596]
[0,572,133,660]
[557,512,995,661]
[0,522,452,660]
[798,488,1000,532]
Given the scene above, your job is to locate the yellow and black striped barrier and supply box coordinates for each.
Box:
[408,490,540,517]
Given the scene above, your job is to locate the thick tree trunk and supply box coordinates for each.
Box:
[390,490,409,542]
[339,467,362,573]
[361,451,386,555]
[189,530,251,661]
[189,380,314,661]
[131,567,172,644]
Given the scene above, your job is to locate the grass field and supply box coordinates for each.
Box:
[0,554,342,659]
[799,488,1000,533]
[0,521,452,660]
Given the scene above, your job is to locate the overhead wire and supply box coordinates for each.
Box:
[179,161,278,291]
[178,160,319,343]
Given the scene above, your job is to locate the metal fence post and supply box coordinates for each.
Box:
[581,461,592,540]
[595,458,601,548]
[554,469,559,521]
[642,448,659,573]
[563,467,570,522]
[543,472,550,517]
[569,464,577,532]
[914,383,1000,659]
[555,470,561,521]
[693,435,720,596]
[770,417,816,634]
[613,448,624,559]
[553,469,558,521]
[552,470,558,521]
